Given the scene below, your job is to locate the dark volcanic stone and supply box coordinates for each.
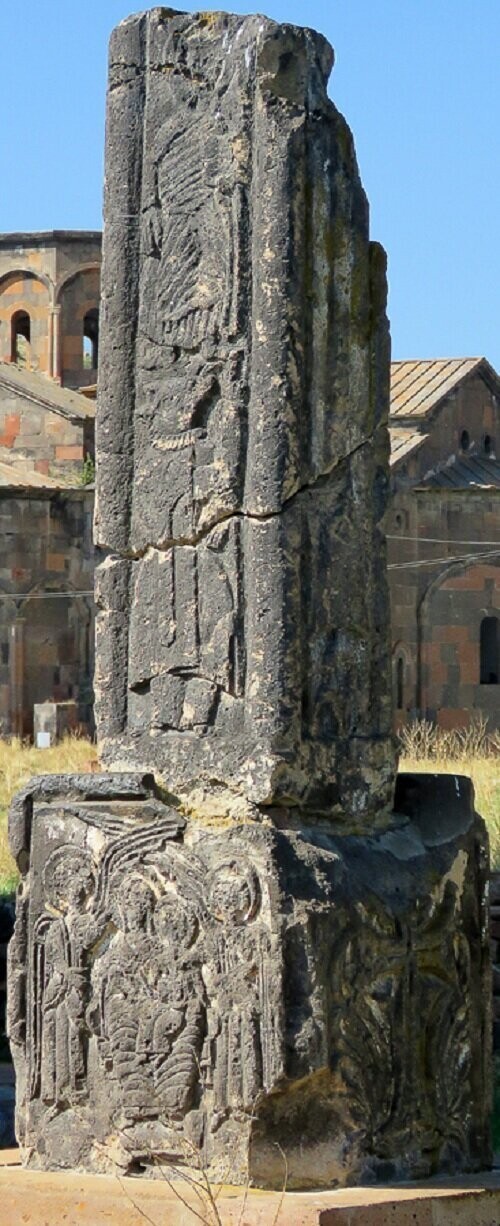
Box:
[94,7,395,826]
[7,773,491,1184]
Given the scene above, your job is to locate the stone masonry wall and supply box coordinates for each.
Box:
[388,488,500,728]
[0,384,93,480]
[0,489,94,736]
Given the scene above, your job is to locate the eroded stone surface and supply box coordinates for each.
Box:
[95,7,394,824]
[8,774,491,1185]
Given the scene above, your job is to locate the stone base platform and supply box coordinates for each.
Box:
[0,1154,499,1226]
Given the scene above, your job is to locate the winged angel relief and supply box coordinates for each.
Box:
[28,812,278,1143]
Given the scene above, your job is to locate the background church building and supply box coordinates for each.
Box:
[388,357,500,730]
[0,231,100,737]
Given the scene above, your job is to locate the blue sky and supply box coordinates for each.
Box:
[2,2,499,366]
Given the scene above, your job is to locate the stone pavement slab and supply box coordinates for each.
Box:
[0,1157,499,1226]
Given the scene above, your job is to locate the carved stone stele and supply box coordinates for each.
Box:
[7,8,491,1189]
[8,774,491,1184]
[94,7,395,826]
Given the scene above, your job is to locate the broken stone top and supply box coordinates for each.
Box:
[115,7,335,112]
[95,7,395,824]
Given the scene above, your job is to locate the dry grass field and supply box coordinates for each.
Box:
[0,736,98,894]
[399,717,500,866]
[0,723,497,894]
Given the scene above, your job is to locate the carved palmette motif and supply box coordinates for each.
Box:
[331,894,475,1160]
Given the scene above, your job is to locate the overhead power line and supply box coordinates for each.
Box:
[388,548,500,572]
[0,591,94,601]
[387,534,500,545]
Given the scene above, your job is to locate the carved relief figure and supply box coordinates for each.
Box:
[89,857,207,1122]
[30,847,96,1108]
[202,856,281,1109]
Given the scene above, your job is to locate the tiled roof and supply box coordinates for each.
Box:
[420,453,500,490]
[0,363,95,421]
[0,461,71,489]
[389,427,427,467]
[390,358,485,420]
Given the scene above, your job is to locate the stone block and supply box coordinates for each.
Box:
[55,445,83,461]
[1,1163,500,1226]
[46,552,66,573]
[7,772,490,1185]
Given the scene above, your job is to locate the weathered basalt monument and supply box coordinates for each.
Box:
[7,8,491,1190]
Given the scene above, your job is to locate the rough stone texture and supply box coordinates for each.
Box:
[95,7,394,826]
[7,7,492,1192]
[8,773,491,1185]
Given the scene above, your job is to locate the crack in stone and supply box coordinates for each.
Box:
[117,431,378,559]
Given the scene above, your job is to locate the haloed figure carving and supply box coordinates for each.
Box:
[31,848,96,1109]
[90,871,206,1120]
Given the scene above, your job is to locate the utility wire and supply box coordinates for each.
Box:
[388,548,500,571]
[0,591,94,601]
[387,534,500,545]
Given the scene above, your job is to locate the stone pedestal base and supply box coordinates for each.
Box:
[1,1154,499,1226]
[7,772,490,1188]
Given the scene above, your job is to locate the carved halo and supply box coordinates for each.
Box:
[205,858,261,926]
[155,893,199,950]
[42,846,97,915]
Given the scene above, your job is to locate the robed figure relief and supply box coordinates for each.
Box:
[30,847,97,1109]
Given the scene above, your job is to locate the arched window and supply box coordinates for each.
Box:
[483,434,493,456]
[82,308,99,370]
[396,655,404,709]
[11,310,31,366]
[460,429,470,452]
[480,616,499,684]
